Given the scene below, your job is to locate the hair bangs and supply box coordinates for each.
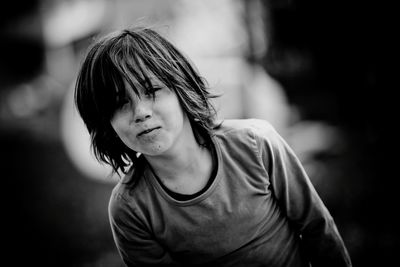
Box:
[112,35,164,100]
[92,58,126,120]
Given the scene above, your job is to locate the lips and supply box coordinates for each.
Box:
[138,127,161,137]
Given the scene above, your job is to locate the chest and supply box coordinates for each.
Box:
[151,172,283,264]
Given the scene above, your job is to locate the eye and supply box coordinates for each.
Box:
[117,97,130,109]
[145,86,163,97]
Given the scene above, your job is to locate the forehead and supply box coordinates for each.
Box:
[123,75,164,90]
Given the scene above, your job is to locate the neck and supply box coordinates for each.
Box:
[145,125,209,182]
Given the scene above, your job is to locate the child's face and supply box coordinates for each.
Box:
[110,78,190,157]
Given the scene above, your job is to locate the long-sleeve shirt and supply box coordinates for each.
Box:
[108,119,352,266]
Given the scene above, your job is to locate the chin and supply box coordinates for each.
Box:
[141,143,169,156]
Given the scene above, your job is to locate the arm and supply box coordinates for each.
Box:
[108,194,178,267]
[253,120,352,267]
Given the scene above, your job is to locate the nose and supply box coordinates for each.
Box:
[133,98,153,123]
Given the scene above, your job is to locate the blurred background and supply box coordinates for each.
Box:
[0,0,395,266]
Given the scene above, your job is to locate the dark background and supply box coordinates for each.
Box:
[1,0,396,266]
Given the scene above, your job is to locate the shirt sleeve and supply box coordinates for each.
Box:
[252,120,352,267]
[108,193,178,267]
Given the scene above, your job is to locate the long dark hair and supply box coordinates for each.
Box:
[74,26,218,180]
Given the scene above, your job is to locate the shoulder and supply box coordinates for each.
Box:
[211,119,280,158]
[108,170,146,221]
[214,118,278,141]
[108,177,130,220]
[214,119,287,158]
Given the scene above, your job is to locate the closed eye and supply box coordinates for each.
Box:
[145,86,163,98]
[117,97,130,109]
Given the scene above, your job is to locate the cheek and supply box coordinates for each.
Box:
[163,103,186,129]
[110,114,130,138]
[110,118,121,136]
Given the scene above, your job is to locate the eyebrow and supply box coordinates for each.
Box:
[123,75,164,96]
[134,76,164,87]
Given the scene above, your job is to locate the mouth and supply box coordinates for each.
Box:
[138,127,161,137]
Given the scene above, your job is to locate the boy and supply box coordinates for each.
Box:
[74,26,352,267]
